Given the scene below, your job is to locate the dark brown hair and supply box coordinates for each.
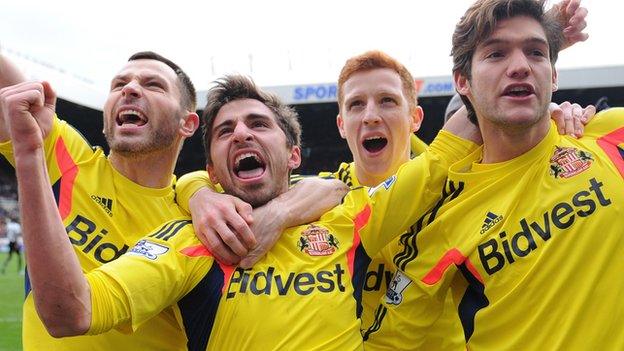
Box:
[128,51,197,112]
[451,0,564,123]
[201,75,301,165]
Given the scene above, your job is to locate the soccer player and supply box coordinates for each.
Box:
[0,52,200,350]
[360,0,624,349]
[6,73,480,349]
[1,215,22,274]
[0,53,340,350]
[330,46,591,350]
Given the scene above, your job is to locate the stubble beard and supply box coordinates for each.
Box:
[105,121,179,158]
[226,172,289,209]
[231,184,277,208]
[477,94,550,134]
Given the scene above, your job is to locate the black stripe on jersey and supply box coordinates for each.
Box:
[393,180,465,272]
[362,304,388,341]
[24,267,32,299]
[162,220,192,241]
[428,181,464,225]
[338,164,353,188]
[178,263,224,351]
[52,178,62,206]
[149,220,191,241]
[351,243,371,318]
[457,262,489,342]
[393,225,420,271]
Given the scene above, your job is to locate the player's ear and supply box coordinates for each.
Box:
[454,71,470,96]
[410,106,423,133]
[288,145,302,170]
[179,112,199,137]
[552,67,558,92]
[337,114,347,139]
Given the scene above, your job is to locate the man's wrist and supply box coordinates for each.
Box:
[266,197,291,230]
[13,147,44,168]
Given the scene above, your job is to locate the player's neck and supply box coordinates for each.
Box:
[479,116,551,164]
[355,151,410,186]
[108,150,177,188]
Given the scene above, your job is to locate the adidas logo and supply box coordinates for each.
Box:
[91,195,113,217]
[480,211,503,234]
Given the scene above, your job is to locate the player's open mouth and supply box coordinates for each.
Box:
[362,136,388,154]
[116,109,148,127]
[502,84,535,98]
[234,152,266,179]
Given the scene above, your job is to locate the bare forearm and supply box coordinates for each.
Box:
[0,56,26,142]
[239,178,348,268]
[0,54,26,88]
[15,148,90,337]
[275,178,349,227]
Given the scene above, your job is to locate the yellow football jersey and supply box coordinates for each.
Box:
[0,116,189,350]
[86,131,471,350]
[333,161,464,351]
[362,108,624,350]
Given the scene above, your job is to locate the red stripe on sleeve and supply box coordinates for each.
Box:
[54,138,78,220]
[348,204,371,275]
[179,245,234,293]
[422,248,484,285]
[597,127,624,179]
[180,244,213,257]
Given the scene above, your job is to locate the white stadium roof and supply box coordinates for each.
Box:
[2,0,621,110]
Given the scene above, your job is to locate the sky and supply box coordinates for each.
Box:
[1,0,621,109]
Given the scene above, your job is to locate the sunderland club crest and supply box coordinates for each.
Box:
[549,146,593,179]
[297,224,339,256]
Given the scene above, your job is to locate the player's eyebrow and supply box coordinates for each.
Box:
[481,36,548,48]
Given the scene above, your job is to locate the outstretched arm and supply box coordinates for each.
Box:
[1,81,91,337]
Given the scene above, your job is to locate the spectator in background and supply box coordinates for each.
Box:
[1,215,22,274]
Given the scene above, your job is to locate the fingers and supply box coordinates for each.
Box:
[554,0,588,49]
[188,190,256,264]
[194,225,241,266]
[215,221,252,256]
[551,101,575,136]
[569,6,587,27]
[231,198,256,248]
[571,103,584,137]
[564,3,588,43]
[549,102,566,135]
[582,105,596,124]
[0,82,45,108]
[41,81,57,110]
[234,197,253,224]
[552,101,595,138]
[565,0,580,17]
[563,32,589,45]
